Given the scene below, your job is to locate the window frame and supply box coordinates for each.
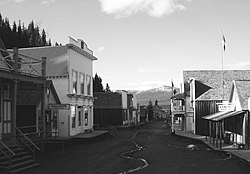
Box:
[71,105,76,128]
[79,73,85,95]
[86,75,91,96]
[72,69,78,94]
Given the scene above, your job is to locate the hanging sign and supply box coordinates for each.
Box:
[49,104,70,110]
[218,103,235,112]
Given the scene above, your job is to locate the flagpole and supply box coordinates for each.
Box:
[221,30,226,100]
[171,79,174,134]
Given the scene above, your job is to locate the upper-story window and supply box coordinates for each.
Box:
[3,84,11,99]
[72,70,78,94]
[86,75,91,95]
[80,73,85,95]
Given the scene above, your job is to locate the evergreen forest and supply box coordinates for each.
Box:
[0,13,52,49]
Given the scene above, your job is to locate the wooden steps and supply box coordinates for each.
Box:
[0,145,40,173]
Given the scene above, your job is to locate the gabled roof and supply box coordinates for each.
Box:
[183,70,250,100]
[0,38,11,70]
[46,80,61,104]
[231,80,250,110]
[0,37,8,56]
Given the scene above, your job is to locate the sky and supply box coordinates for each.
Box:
[1,0,250,90]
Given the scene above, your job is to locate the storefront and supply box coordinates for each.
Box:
[47,103,93,137]
[0,41,46,142]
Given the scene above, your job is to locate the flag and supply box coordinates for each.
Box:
[171,80,177,95]
[222,33,226,52]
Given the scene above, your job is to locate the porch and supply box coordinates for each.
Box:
[0,41,47,173]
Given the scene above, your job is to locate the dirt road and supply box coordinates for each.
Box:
[20,120,250,174]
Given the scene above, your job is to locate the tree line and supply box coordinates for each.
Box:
[0,13,110,92]
[0,13,52,49]
[93,73,111,93]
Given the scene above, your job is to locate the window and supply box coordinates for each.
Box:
[78,106,82,126]
[86,75,91,95]
[3,84,11,99]
[72,70,78,94]
[71,106,76,128]
[84,107,88,126]
[80,73,85,95]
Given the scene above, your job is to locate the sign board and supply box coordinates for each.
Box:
[173,106,184,112]
[49,104,70,110]
[218,104,234,112]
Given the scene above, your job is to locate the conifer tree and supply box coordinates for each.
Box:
[105,83,111,92]
[41,29,47,46]
[93,73,104,92]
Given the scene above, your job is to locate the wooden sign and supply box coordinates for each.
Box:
[218,103,234,112]
[49,104,70,110]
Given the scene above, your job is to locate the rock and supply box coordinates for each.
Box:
[186,144,198,151]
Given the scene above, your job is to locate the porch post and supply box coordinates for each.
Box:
[219,121,222,149]
[213,122,215,145]
[12,47,18,140]
[41,57,47,139]
[209,121,212,144]
[215,122,218,147]
[12,79,18,139]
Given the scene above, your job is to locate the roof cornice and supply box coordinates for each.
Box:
[66,44,97,61]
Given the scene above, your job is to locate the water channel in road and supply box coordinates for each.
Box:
[118,132,149,174]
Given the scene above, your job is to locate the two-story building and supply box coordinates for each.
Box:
[127,93,140,124]
[0,38,46,172]
[19,37,97,137]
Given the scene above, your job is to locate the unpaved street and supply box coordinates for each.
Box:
[20,120,250,174]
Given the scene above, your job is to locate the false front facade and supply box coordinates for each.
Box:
[19,37,97,137]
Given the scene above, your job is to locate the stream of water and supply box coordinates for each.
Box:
[118,132,149,174]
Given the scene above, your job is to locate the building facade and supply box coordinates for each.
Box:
[94,91,129,126]
[183,70,250,134]
[0,39,47,142]
[19,37,97,137]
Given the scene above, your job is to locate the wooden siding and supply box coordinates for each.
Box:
[94,109,123,126]
[195,100,222,135]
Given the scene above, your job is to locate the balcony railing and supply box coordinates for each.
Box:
[0,48,46,78]
[172,106,185,113]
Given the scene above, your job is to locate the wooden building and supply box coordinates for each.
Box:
[94,91,129,126]
[183,70,250,135]
[19,37,97,137]
[203,80,250,149]
[0,38,46,172]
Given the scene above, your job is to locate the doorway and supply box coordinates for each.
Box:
[16,105,36,133]
[2,83,12,140]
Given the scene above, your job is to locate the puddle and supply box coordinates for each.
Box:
[118,133,149,174]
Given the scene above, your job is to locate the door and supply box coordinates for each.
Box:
[2,83,12,139]
[78,106,83,133]
[51,110,58,136]
[16,105,36,133]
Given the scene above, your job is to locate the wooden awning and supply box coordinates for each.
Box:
[203,110,245,122]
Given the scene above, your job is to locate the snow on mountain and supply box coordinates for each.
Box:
[128,85,179,107]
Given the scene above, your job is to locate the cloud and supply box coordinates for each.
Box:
[99,0,187,18]
[226,62,250,70]
[8,0,25,3]
[97,46,105,52]
[41,0,55,5]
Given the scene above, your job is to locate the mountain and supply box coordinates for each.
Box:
[129,85,179,107]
